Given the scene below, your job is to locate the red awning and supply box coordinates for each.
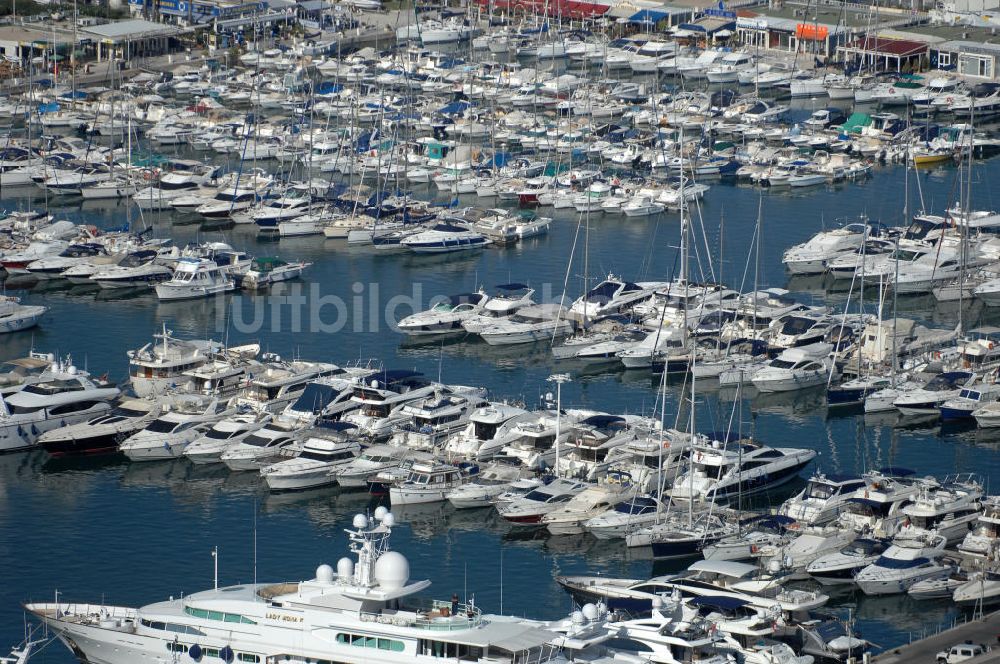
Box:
[848,37,927,57]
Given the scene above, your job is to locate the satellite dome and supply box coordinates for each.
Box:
[374,551,410,590]
[337,557,354,581]
[382,512,395,528]
[315,564,334,584]
[571,611,585,625]
[374,506,389,521]
[581,603,599,621]
[651,596,663,609]
[352,514,369,529]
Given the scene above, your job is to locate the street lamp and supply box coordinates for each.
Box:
[547,373,571,477]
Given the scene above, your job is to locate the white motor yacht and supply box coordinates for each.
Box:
[855,532,951,595]
[397,291,489,335]
[478,303,574,345]
[806,538,891,586]
[0,358,120,453]
[154,258,235,301]
[0,296,47,334]
[388,461,473,505]
[958,498,1000,558]
[261,422,362,491]
[460,284,537,335]
[541,478,636,535]
[25,509,575,664]
[446,462,536,509]
[751,343,838,393]
[118,396,232,461]
[183,411,272,464]
[669,439,817,503]
[782,223,870,274]
[778,471,867,525]
[36,398,160,456]
[400,223,489,253]
[89,250,173,290]
[220,419,303,471]
[497,477,589,525]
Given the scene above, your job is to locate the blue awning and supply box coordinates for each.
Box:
[629,8,670,23]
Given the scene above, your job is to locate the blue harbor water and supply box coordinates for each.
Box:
[3,120,1000,659]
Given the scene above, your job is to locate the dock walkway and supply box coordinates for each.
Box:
[875,610,1000,663]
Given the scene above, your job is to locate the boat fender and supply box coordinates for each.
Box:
[189,644,202,661]
[220,646,234,663]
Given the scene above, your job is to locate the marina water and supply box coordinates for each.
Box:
[3,132,1000,658]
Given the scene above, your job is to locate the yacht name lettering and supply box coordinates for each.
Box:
[266,612,303,623]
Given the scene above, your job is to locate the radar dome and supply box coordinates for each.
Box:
[571,611,585,625]
[337,557,354,581]
[767,559,782,574]
[382,512,395,528]
[581,603,599,621]
[352,514,369,529]
[373,506,389,521]
[374,551,410,591]
[651,596,663,609]
[315,564,334,584]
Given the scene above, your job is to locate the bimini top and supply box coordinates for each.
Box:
[687,560,758,579]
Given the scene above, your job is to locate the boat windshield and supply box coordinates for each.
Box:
[22,380,85,395]
[146,418,182,434]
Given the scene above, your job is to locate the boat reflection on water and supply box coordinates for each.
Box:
[852,591,962,641]
[747,384,828,420]
[40,450,128,475]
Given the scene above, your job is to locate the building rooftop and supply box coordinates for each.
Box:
[937,38,1000,53]
[0,24,81,45]
[900,22,1000,43]
[79,19,181,41]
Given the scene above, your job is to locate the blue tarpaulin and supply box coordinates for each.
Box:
[488,152,512,168]
[59,90,88,99]
[628,8,670,23]
[315,81,343,94]
[438,100,472,115]
[37,102,60,114]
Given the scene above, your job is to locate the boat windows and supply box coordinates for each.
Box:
[417,639,479,659]
[238,655,261,663]
[23,380,85,396]
[146,418,182,434]
[473,421,500,440]
[780,317,816,335]
[769,359,796,370]
[807,482,836,500]
[362,403,391,418]
[300,449,351,462]
[206,427,238,440]
[112,406,148,418]
[48,400,101,416]
[336,633,404,652]
[5,403,43,415]
[244,434,284,447]
[183,607,257,624]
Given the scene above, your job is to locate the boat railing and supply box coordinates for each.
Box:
[360,601,482,631]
